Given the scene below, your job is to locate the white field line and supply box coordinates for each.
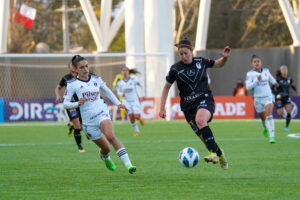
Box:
[1,135,299,148]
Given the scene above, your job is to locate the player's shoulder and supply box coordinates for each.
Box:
[90,73,100,79]
[261,67,270,73]
[246,69,255,75]
[63,73,73,80]
[90,74,104,82]
[170,61,184,71]
[129,76,137,82]
[66,77,77,85]
[117,79,125,85]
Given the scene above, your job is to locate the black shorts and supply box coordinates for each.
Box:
[183,96,215,136]
[66,108,82,122]
[275,96,291,109]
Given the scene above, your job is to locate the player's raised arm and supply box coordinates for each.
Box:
[214,46,231,68]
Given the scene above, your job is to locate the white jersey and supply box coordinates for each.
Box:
[63,75,120,126]
[117,77,145,102]
[245,68,276,98]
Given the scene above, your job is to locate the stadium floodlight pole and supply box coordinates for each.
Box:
[100,0,112,41]
[195,0,211,51]
[278,0,300,46]
[107,2,125,48]
[0,0,9,53]
[125,0,145,87]
[62,0,70,53]
[79,0,105,52]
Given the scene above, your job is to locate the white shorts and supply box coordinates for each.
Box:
[254,96,273,113]
[82,110,111,140]
[123,100,141,115]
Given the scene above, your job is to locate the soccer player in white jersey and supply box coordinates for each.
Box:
[63,55,136,174]
[245,55,279,143]
[117,66,146,136]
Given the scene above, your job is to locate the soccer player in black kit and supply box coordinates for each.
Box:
[272,65,299,132]
[55,56,85,152]
[159,38,230,169]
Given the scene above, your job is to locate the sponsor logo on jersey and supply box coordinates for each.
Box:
[183,93,202,102]
[196,62,202,69]
[187,69,196,76]
[82,91,99,102]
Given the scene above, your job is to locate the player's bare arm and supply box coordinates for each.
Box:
[214,46,231,68]
[55,85,62,103]
[159,82,172,118]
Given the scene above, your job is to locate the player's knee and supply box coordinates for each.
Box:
[196,119,207,129]
[73,124,81,129]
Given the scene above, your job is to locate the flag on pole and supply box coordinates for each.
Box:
[13,2,37,29]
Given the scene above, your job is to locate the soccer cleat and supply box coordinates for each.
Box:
[269,137,276,144]
[263,129,268,137]
[204,151,219,164]
[101,156,116,171]
[127,165,136,174]
[67,123,73,137]
[78,148,85,153]
[134,132,141,136]
[218,150,228,170]
[284,126,290,132]
[139,119,145,126]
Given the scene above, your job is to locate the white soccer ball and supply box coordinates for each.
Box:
[179,147,199,168]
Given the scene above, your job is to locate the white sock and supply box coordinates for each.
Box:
[266,115,275,138]
[99,151,111,160]
[261,120,267,129]
[132,123,140,132]
[116,147,132,167]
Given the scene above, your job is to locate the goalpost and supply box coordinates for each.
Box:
[0,52,173,122]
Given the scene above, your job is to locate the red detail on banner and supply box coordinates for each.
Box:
[170,96,254,120]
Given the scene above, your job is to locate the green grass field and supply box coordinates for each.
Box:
[0,120,300,200]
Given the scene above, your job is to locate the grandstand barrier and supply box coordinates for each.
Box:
[0,96,299,123]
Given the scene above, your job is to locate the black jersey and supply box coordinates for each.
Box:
[59,73,79,102]
[275,75,297,97]
[166,57,215,111]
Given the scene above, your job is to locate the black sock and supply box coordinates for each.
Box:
[74,129,83,149]
[200,126,222,156]
[286,113,291,127]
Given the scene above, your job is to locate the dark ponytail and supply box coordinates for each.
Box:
[71,55,85,68]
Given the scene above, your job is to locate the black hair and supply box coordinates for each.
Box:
[251,54,260,61]
[276,70,281,77]
[175,37,193,50]
[121,66,140,74]
[129,68,140,74]
[71,55,86,67]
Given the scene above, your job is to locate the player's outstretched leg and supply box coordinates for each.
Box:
[218,149,228,170]
[204,151,218,164]
[100,151,116,171]
[132,123,141,136]
[285,113,291,132]
[67,123,74,136]
[261,120,268,137]
[74,129,85,152]
[266,115,276,144]
[116,147,136,174]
